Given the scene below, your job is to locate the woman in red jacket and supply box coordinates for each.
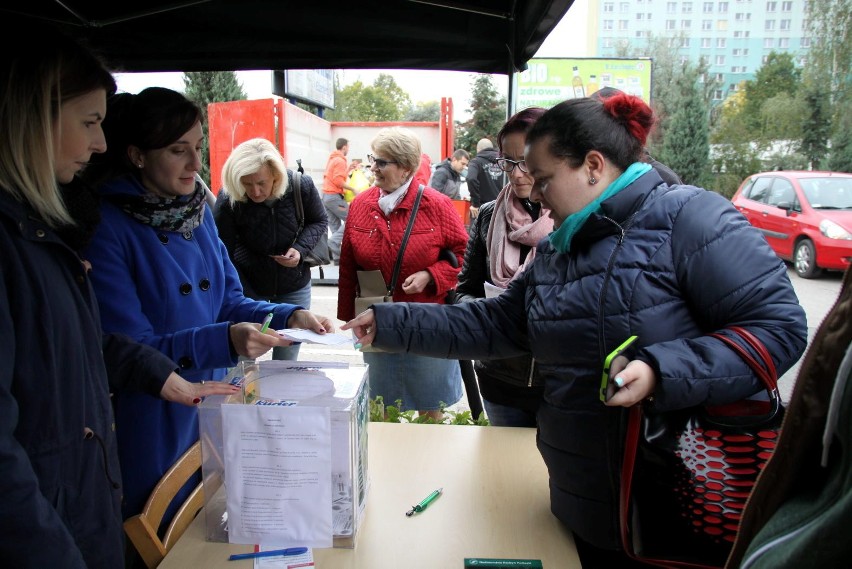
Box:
[337,127,469,420]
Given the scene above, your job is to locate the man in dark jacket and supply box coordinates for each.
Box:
[429,149,469,199]
[466,138,503,220]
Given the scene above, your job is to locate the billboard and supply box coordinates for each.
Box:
[273,69,335,109]
[513,58,653,112]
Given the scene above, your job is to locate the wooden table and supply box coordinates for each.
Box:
[160,422,579,569]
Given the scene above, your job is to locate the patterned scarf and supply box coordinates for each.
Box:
[105,176,207,233]
[486,183,554,288]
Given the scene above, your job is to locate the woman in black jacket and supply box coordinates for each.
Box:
[215,138,328,360]
[452,107,551,426]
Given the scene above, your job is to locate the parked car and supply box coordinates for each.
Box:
[731,171,852,278]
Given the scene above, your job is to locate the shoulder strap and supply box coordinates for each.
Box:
[388,184,425,295]
[291,170,304,229]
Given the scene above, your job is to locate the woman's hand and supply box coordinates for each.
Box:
[229,321,292,359]
[341,309,376,349]
[400,270,433,295]
[287,309,335,334]
[270,248,301,268]
[159,372,241,405]
[604,357,657,407]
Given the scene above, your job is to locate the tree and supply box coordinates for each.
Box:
[454,75,505,153]
[828,98,852,173]
[658,64,710,186]
[183,71,247,184]
[799,86,832,170]
[741,52,801,132]
[805,0,852,108]
[325,74,411,121]
[406,101,440,122]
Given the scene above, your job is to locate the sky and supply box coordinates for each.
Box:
[113,0,589,121]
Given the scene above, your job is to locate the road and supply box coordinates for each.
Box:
[288,264,846,409]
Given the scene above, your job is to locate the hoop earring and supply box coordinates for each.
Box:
[589,177,597,185]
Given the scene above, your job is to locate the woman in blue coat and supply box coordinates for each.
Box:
[80,87,334,522]
[344,94,808,567]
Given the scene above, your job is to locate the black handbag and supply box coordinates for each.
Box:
[619,326,784,569]
[290,170,331,268]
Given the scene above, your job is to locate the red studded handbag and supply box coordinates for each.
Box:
[619,326,784,569]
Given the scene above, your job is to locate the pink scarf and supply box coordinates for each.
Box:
[486,184,554,289]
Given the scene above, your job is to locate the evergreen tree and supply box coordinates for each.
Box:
[454,75,505,153]
[658,64,710,186]
[828,98,852,173]
[741,52,801,132]
[799,86,832,170]
[183,71,247,184]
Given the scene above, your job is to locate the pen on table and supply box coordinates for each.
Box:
[260,312,274,333]
[406,487,443,516]
[228,547,308,561]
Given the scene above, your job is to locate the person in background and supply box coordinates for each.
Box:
[591,86,683,186]
[429,148,470,200]
[346,158,372,201]
[338,127,469,421]
[214,138,328,360]
[0,22,237,569]
[343,93,807,567]
[451,107,551,427]
[80,87,334,525]
[322,137,357,263]
[466,137,503,220]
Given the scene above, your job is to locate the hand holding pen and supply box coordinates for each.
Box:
[227,319,289,359]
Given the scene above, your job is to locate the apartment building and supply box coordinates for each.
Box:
[590,0,811,101]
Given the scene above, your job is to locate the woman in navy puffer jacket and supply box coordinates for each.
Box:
[344,94,808,567]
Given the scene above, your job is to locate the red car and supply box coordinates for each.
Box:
[731,171,852,278]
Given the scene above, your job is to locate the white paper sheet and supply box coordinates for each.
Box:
[277,328,352,345]
[222,404,333,548]
[484,281,505,299]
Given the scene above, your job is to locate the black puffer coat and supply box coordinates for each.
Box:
[452,199,543,412]
[214,170,327,298]
[371,169,808,550]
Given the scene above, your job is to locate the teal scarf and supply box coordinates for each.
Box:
[549,162,652,253]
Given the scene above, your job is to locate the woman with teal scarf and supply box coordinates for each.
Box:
[343,93,807,568]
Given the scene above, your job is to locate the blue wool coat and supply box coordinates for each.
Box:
[0,189,178,568]
[370,170,808,550]
[82,175,300,519]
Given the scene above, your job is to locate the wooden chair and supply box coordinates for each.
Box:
[124,441,205,568]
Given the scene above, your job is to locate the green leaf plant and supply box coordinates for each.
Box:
[369,396,490,426]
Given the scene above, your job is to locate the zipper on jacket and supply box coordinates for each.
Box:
[597,218,628,360]
[527,358,536,388]
[84,427,121,489]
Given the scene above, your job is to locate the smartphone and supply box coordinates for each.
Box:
[599,335,639,402]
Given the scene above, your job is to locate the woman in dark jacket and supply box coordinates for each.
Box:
[345,94,808,567]
[215,138,328,360]
[453,107,552,427]
[0,22,237,569]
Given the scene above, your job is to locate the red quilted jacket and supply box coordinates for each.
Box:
[337,172,468,322]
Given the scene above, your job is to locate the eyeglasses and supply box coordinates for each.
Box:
[496,157,529,173]
[368,154,398,169]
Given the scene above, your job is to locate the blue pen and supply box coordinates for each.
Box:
[228,547,308,561]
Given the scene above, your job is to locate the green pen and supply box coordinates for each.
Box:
[406,487,442,517]
[260,312,274,333]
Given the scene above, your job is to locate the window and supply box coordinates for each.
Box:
[780,19,791,30]
[680,37,691,47]
[701,37,712,47]
[619,19,629,30]
[666,19,676,29]
[604,19,614,30]
[782,1,792,11]
[767,179,796,208]
[717,19,729,30]
[718,1,729,12]
[766,1,777,11]
[702,19,713,30]
[603,38,614,47]
[682,2,693,13]
[704,1,714,12]
[667,1,677,12]
[637,12,645,19]
[745,177,773,203]
[620,2,630,11]
[713,89,724,100]
[715,73,724,82]
[604,2,614,11]
[717,38,727,47]
[682,19,692,29]
[715,54,726,65]
[801,37,811,47]
[764,37,775,47]
[765,19,776,30]
[778,37,789,47]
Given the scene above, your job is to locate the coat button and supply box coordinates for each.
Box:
[182,231,193,240]
[179,282,192,295]
[178,356,193,369]
[158,233,169,244]
[199,278,210,291]
[35,229,46,238]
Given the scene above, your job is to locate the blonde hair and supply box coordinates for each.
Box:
[371,127,421,174]
[221,138,289,206]
[0,24,115,228]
